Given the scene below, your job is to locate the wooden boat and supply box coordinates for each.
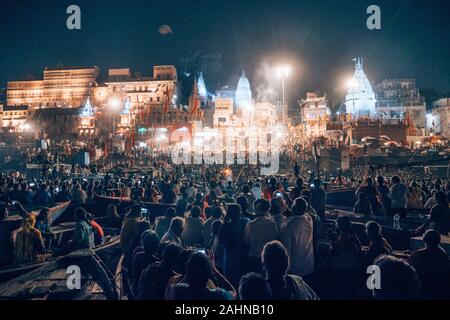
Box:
[0,237,121,300]
[0,234,121,284]
[6,201,71,225]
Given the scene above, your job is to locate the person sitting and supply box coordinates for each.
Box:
[262,241,318,300]
[131,230,160,298]
[280,197,314,278]
[34,184,51,206]
[329,216,364,299]
[423,191,450,236]
[120,204,142,254]
[71,207,95,250]
[106,203,122,229]
[364,221,392,265]
[137,243,182,300]
[353,192,373,215]
[238,272,272,300]
[55,184,72,202]
[244,199,278,273]
[168,251,236,300]
[161,217,184,246]
[219,203,250,288]
[13,214,46,265]
[154,207,176,239]
[409,230,450,299]
[181,206,204,247]
[71,183,87,207]
[34,208,54,252]
[373,255,421,300]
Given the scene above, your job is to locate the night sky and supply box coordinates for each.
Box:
[1,0,449,105]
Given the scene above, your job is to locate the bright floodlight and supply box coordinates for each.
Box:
[346,78,355,89]
[109,97,121,110]
[276,64,292,78]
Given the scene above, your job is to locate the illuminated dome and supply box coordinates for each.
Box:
[81,96,94,117]
[345,58,377,117]
[235,70,252,108]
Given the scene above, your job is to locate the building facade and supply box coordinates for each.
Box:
[301,91,330,137]
[374,79,427,129]
[426,98,450,138]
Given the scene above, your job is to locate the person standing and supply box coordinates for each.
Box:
[389,176,410,219]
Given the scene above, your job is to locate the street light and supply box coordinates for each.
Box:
[276,64,292,124]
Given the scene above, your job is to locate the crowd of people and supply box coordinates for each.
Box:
[0,157,449,300]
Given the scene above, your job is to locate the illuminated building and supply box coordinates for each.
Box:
[345,58,377,117]
[7,66,100,109]
[375,79,427,129]
[427,98,450,138]
[79,96,96,136]
[301,91,330,137]
[1,105,31,133]
[118,97,134,134]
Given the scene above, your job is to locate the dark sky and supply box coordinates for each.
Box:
[1,0,449,105]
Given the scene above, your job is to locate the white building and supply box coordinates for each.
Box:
[345,58,377,118]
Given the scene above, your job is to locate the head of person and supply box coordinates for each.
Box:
[176,248,195,275]
[161,242,183,268]
[165,207,177,219]
[169,217,185,236]
[211,207,223,220]
[291,197,307,216]
[226,203,242,221]
[37,207,50,222]
[236,196,248,212]
[137,220,151,237]
[239,272,272,300]
[366,221,382,240]
[366,177,373,187]
[185,251,212,289]
[423,229,441,249]
[296,177,304,187]
[195,192,203,202]
[391,175,401,184]
[373,255,421,300]
[254,199,270,217]
[74,207,88,222]
[128,203,142,219]
[190,206,201,218]
[22,214,36,231]
[377,176,385,185]
[142,230,160,255]
[242,185,250,194]
[434,190,448,206]
[262,241,289,279]
[270,197,284,216]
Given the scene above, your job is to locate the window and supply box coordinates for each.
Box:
[218,117,227,122]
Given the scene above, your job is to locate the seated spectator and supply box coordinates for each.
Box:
[181,206,204,247]
[280,197,314,278]
[154,207,176,239]
[71,207,94,250]
[353,192,373,215]
[34,208,54,251]
[373,255,421,300]
[120,204,142,254]
[239,272,272,300]
[161,217,184,246]
[168,251,236,300]
[71,183,87,207]
[13,214,46,265]
[364,221,392,264]
[19,183,33,206]
[409,230,450,299]
[131,230,160,297]
[87,213,105,246]
[262,241,318,300]
[137,243,182,300]
[34,184,51,206]
[244,199,278,273]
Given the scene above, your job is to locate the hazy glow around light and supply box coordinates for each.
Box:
[276,64,292,78]
[109,97,121,110]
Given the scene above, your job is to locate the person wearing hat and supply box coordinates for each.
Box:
[244,199,278,273]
